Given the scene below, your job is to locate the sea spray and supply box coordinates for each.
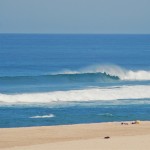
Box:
[53,65,150,81]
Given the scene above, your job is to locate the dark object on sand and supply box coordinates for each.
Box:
[121,122,128,125]
[104,136,110,139]
[131,120,140,124]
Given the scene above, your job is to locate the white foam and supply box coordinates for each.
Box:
[119,70,150,80]
[0,85,150,103]
[29,114,55,118]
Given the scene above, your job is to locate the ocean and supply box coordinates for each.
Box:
[0,34,150,128]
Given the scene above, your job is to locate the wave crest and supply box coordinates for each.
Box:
[0,65,150,82]
[55,65,150,81]
[0,72,119,83]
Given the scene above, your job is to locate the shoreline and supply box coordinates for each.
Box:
[1,120,147,129]
[1,121,150,150]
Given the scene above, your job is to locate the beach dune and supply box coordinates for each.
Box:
[1,121,150,150]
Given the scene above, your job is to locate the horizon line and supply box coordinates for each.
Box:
[0,33,150,35]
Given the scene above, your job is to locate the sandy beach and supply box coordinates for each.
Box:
[0,121,150,150]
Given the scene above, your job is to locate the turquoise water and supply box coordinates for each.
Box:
[0,34,150,127]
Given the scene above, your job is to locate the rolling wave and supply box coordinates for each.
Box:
[55,65,150,81]
[0,65,150,82]
[0,85,150,103]
[0,72,119,83]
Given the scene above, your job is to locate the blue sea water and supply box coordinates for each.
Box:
[0,34,150,128]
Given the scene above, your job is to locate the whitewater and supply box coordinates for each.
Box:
[0,85,150,103]
[1,65,150,103]
[0,34,150,127]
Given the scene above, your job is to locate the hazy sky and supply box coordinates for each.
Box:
[0,0,150,34]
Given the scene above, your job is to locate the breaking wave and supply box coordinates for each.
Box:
[0,65,150,82]
[0,85,150,103]
[0,72,119,83]
[54,65,150,81]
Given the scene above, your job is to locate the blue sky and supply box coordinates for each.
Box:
[0,0,150,34]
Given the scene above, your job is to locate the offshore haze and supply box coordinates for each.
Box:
[0,0,150,34]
